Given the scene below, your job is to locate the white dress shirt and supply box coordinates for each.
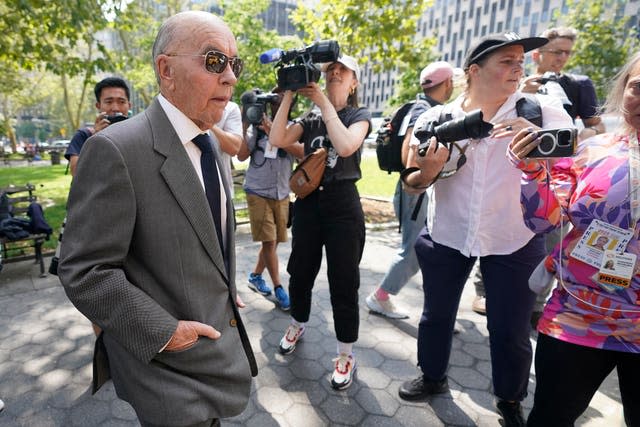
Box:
[158,94,228,246]
[410,91,572,256]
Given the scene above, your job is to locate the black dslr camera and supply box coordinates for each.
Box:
[105,113,127,124]
[525,128,577,158]
[415,109,494,156]
[240,89,280,125]
[536,71,561,85]
[261,41,340,91]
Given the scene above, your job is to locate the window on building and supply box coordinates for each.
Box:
[490,3,497,32]
[481,24,487,36]
[500,0,506,10]
[461,11,467,35]
[497,21,503,33]
[483,0,490,14]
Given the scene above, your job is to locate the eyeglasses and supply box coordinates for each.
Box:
[166,50,244,78]
[539,49,573,57]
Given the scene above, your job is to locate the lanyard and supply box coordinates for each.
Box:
[629,132,640,231]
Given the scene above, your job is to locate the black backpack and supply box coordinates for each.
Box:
[375,100,426,174]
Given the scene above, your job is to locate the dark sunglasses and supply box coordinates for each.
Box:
[167,50,243,78]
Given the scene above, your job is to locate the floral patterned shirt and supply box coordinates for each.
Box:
[515,131,640,353]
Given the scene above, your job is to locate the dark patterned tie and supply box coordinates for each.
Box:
[192,133,224,255]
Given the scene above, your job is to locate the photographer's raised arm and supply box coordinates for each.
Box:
[300,83,366,157]
[269,91,302,148]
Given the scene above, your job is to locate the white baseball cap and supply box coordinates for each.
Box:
[321,55,360,80]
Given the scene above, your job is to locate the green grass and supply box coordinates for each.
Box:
[0,155,395,251]
[357,155,396,199]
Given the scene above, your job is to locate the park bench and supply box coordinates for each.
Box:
[0,183,49,276]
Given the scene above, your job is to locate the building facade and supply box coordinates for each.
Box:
[360,0,640,116]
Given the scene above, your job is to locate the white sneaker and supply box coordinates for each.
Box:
[278,324,305,355]
[331,353,356,390]
[0,398,4,412]
[365,293,409,319]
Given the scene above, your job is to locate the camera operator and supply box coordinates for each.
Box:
[520,27,604,140]
[237,88,304,310]
[399,33,572,426]
[270,55,371,390]
[64,77,131,177]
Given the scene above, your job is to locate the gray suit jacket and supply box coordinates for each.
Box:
[59,98,257,425]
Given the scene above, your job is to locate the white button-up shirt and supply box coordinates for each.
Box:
[410,92,572,256]
[158,94,228,245]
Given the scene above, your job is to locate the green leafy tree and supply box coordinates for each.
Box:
[290,0,437,111]
[556,0,639,101]
[0,0,119,137]
[109,0,193,107]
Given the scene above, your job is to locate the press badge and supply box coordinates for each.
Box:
[570,219,633,269]
[597,250,636,292]
[264,142,279,159]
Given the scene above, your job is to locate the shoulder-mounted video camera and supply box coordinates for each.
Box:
[260,41,340,91]
[240,89,280,125]
[414,109,493,157]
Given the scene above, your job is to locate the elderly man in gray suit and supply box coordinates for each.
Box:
[59,11,257,427]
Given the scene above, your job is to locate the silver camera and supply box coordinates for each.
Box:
[526,128,577,158]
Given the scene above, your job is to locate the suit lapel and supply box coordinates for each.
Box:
[146,99,228,280]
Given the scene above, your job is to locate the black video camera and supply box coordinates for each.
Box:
[265,41,340,91]
[241,90,280,125]
[415,109,494,156]
[525,128,577,158]
[536,71,561,85]
[106,113,127,124]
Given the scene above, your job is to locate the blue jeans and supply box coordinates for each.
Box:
[415,230,545,401]
[379,180,428,295]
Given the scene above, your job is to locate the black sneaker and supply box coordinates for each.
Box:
[496,400,525,427]
[398,375,449,401]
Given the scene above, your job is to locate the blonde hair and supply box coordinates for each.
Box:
[602,51,640,133]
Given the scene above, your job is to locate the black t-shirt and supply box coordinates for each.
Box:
[64,128,93,161]
[297,106,371,184]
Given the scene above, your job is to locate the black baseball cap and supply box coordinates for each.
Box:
[464,32,548,69]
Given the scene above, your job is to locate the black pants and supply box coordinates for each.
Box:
[527,333,640,426]
[287,182,365,343]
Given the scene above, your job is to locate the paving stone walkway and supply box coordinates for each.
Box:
[0,225,624,426]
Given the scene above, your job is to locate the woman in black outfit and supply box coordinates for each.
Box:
[270,55,371,390]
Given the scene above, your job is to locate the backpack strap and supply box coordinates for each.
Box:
[515,94,543,127]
